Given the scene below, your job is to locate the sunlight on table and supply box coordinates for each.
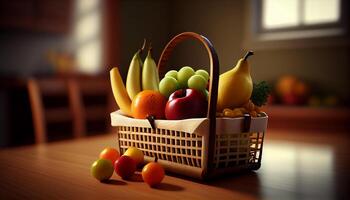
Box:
[259,141,335,199]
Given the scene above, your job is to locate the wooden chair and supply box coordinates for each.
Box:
[27,78,84,144]
[74,77,114,133]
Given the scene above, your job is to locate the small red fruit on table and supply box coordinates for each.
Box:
[114,155,137,180]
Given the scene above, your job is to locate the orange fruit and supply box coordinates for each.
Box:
[99,147,120,164]
[276,75,298,96]
[142,162,165,187]
[131,90,167,119]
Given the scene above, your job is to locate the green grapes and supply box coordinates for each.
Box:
[177,66,195,88]
[188,75,207,91]
[195,69,209,82]
[159,76,180,98]
[165,70,178,80]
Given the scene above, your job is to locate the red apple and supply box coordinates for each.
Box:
[114,155,136,180]
[165,89,207,120]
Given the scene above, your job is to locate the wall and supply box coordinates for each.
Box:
[0,32,69,76]
[161,0,349,99]
[168,0,245,74]
[119,0,171,78]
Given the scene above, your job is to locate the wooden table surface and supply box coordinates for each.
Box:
[0,129,349,200]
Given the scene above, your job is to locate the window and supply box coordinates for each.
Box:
[251,0,346,41]
[74,0,102,74]
[262,0,341,30]
[245,0,348,47]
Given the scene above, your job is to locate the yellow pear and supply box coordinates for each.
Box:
[217,51,254,112]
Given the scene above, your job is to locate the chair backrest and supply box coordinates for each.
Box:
[27,78,84,143]
[75,77,114,133]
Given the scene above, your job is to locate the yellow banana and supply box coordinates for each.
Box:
[142,49,159,91]
[126,50,142,100]
[110,67,133,117]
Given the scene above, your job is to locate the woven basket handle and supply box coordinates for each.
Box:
[157,32,219,120]
[157,32,219,171]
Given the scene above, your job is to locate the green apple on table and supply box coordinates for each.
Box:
[91,158,114,181]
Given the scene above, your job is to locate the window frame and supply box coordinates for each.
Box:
[244,0,350,49]
[256,0,347,33]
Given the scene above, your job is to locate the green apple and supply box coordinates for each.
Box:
[91,158,114,181]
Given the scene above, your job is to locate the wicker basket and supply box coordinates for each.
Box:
[110,32,268,179]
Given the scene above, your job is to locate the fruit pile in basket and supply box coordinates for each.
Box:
[110,40,270,120]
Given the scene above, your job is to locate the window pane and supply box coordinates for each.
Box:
[303,0,340,25]
[74,11,100,44]
[263,0,300,29]
[76,0,99,15]
[76,40,101,74]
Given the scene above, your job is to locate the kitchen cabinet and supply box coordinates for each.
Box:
[0,0,72,34]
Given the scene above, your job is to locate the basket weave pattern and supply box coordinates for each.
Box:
[214,132,263,168]
[117,126,263,169]
[118,127,203,168]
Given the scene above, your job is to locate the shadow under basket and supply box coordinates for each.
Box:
[110,32,268,180]
[111,111,268,180]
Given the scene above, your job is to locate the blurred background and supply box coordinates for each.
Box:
[0,0,349,147]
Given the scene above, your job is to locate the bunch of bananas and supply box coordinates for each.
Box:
[126,41,160,99]
[110,40,160,116]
